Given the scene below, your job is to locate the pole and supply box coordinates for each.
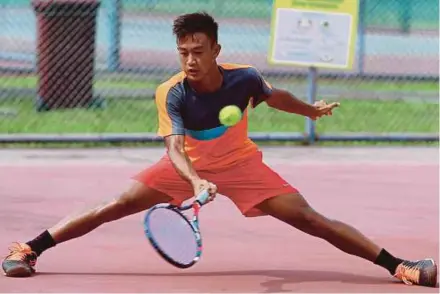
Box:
[306,66,318,144]
[107,0,121,72]
[357,0,366,76]
[400,0,411,34]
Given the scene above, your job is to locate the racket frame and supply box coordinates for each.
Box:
[143,201,203,269]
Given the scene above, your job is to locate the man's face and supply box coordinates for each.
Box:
[177,33,220,82]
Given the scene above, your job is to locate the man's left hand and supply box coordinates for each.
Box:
[309,100,340,120]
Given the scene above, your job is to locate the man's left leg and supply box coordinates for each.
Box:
[213,151,437,288]
[255,192,437,287]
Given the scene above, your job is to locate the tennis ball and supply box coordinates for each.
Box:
[219,105,242,127]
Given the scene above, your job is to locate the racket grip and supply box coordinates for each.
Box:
[195,190,210,206]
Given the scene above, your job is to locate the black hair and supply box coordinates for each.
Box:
[173,12,218,43]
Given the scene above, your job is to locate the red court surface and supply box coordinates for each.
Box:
[0,147,438,293]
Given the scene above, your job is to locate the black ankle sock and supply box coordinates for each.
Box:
[26,230,56,256]
[374,248,404,275]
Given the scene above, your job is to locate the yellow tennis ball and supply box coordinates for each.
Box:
[219,105,242,127]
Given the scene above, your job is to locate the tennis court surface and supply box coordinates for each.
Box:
[0,146,438,292]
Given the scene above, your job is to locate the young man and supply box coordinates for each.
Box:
[3,12,437,287]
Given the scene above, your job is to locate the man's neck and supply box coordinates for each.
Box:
[189,65,223,94]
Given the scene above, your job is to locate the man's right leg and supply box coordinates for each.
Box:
[2,182,171,277]
[48,182,172,245]
[2,156,193,277]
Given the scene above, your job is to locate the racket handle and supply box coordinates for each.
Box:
[195,190,210,206]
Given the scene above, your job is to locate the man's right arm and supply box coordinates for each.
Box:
[164,134,201,185]
[165,135,217,197]
[155,83,217,197]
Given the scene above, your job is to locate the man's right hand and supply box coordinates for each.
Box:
[191,178,217,203]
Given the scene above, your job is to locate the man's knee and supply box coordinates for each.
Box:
[99,181,172,222]
[257,193,329,232]
[119,181,171,209]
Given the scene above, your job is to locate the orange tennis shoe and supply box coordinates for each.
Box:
[394,259,438,287]
[2,243,37,277]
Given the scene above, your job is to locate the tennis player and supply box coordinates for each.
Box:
[3,12,437,287]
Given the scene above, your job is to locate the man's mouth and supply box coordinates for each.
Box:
[188,69,199,75]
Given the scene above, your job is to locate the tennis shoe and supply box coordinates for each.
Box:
[394,258,437,287]
[2,242,37,277]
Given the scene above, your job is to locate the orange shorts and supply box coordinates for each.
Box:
[132,151,298,217]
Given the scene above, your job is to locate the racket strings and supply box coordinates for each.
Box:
[148,208,199,265]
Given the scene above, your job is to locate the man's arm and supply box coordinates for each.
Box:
[155,83,217,197]
[248,67,339,119]
[164,135,200,185]
[156,84,200,189]
[165,135,217,197]
[265,89,340,120]
[265,88,318,118]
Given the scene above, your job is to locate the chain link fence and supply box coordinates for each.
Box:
[0,0,438,144]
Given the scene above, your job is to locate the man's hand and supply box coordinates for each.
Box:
[191,179,217,202]
[309,100,340,120]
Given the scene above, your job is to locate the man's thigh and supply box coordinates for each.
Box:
[209,151,299,217]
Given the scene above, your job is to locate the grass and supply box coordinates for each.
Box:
[0,76,159,91]
[1,74,438,147]
[1,75,438,93]
[1,97,438,134]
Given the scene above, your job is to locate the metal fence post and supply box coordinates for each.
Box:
[305,66,318,144]
[107,0,121,72]
[400,0,412,33]
[357,0,366,76]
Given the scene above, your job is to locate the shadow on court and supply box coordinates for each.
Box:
[38,269,390,284]
[35,269,440,292]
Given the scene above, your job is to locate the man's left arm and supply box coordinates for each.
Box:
[249,68,339,120]
[265,88,339,120]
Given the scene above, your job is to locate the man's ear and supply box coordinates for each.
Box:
[213,43,221,59]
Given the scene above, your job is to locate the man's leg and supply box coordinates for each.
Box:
[213,151,437,287]
[2,155,193,277]
[3,182,170,277]
[39,182,171,249]
[256,193,382,261]
[255,193,437,287]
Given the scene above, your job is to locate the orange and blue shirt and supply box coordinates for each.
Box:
[155,63,273,170]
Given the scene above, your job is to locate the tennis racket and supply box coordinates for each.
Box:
[143,189,211,269]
